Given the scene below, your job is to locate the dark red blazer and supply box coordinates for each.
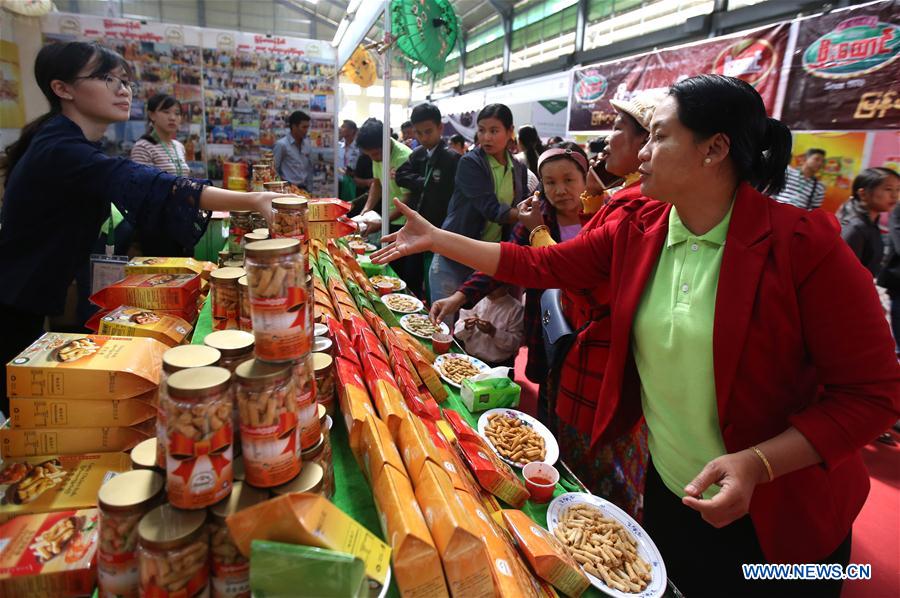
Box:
[497,182,900,563]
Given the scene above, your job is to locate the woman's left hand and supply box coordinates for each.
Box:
[681,450,769,528]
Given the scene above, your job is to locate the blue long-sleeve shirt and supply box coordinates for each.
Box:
[273,134,314,191]
[0,114,210,314]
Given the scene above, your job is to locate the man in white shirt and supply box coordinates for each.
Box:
[273,110,313,192]
[773,148,827,210]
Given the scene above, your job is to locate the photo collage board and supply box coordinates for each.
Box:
[41,13,337,197]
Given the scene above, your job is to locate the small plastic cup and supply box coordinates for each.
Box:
[431,332,452,354]
[352,244,366,255]
[523,462,559,503]
[375,281,394,296]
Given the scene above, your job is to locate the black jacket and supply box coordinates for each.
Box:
[395,140,460,228]
[877,202,900,290]
[838,198,885,277]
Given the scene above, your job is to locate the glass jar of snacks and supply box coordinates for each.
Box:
[203,330,254,374]
[208,482,268,598]
[240,231,268,254]
[217,250,231,268]
[251,164,269,192]
[237,276,251,332]
[234,359,301,487]
[252,228,269,238]
[98,470,165,598]
[130,438,159,471]
[311,353,335,416]
[270,461,324,497]
[270,197,308,241]
[250,212,267,232]
[244,239,309,361]
[159,346,222,470]
[164,366,234,509]
[210,267,245,331]
[291,355,319,451]
[138,504,209,597]
[300,434,333,499]
[228,211,252,254]
[263,181,288,194]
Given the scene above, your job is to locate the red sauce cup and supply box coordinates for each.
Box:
[352,244,366,255]
[375,281,394,296]
[431,332,452,354]
[523,461,559,504]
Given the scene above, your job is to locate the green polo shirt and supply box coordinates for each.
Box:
[373,138,412,226]
[632,203,734,499]
[481,152,515,243]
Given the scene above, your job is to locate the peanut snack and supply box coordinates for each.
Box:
[369,275,404,291]
[139,533,209,595]
[438,356,481,385]
[555,504,652,594]
[484,414,546,465]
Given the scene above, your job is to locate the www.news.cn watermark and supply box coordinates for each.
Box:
[742,563,872,581]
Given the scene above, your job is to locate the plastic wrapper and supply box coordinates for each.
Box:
[250,541,367,597]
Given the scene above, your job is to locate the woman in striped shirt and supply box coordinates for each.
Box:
[131,93,192,255]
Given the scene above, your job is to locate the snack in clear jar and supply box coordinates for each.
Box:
[292,355,320,451]
[138,504,209,597]
[237,276,252,332]
[250,212,267,232]
[159,346,222,470]
[209,482,268,598]
[210,267,245,331]
[203,330,255,374]
[269,197,308,240]
[234,359,301,488]
[262,181,288,194]
[244,239,309,362]
[229,211,252,255]
[97,470,165,598]
[300,436,333,498]
[312,353,335,416]
[164,367,234,509]
[240,232,268,254]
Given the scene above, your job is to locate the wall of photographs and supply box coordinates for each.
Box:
[41,12,337,197]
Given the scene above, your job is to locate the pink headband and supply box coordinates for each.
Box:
[537,147,588,174]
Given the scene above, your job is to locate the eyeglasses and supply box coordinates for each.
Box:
[75,74,136,94]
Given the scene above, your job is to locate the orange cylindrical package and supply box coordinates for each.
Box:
[415,461,494,598]
[500,509,591,598]
[361,415,406,484]
[372,462,449,598]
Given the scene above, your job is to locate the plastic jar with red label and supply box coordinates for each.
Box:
[311,353,335,417]
[98,470,165,598]
[210,267,245,331]
[235,359,301,487]
[244,239,309,362]
[237,276,252,332]
[203,330,254,374]
[228,211,252,254]
[269,197,308,240]
[138,504,209,597]
[300,434,333,499]
[291,355,320,451]
[208,482,268,598]
[159,346,223,470]
[164,367,234,509]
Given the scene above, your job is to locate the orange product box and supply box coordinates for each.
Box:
[9,390,157,429]
[428,422,476,494]
[0,453,132,523]
[392,328,438,365]
[6,333,165,400]
[442,410,483,444]
[397,374,442,422]
[362,415,406,484]
[372,462,449,598]
[85,305,193,347]
[226,493,391,585]
[361,353,409,438]
[456,437,530,508]
[308,198,352,222]
[0,508,100,596]
[89,273,201,312]
[336,357,378,462]
[315,301,338,323]
[355,327,389,364]
[398,415,443,487]
[0,420,155,459]
[406,351,447,402]
[124,256,215,279]
[501,510,590,598]
[415,461,494,598]
[309,217,357,240]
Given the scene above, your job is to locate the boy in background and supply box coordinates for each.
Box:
[453,285,524,368]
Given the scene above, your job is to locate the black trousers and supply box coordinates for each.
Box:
[643,462,851,598]
[0,304,47,416]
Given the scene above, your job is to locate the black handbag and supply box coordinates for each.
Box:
[540,289,587,371]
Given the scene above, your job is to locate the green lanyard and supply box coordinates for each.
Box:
[152,131,184,176]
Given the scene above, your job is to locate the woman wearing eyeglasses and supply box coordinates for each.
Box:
[0,41,291,414]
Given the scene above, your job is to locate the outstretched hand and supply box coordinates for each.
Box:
[370,198,437,265]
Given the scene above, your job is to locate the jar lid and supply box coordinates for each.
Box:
[235,359,292,386]
[224,260,244,268]
[138,504,207,550]
[313,323,328,338]
[272,197,308,211]
[311,352,333,372]
[245,238,300,258]
[166,366,231,397]
[233,455,245,481]
[230,210,251,216]
[238,275,248,288]
[163,345,221,373]
[130,438,158,470]
[312,337,332,354]
[204,330,255,357]
[301,434,325,460]
[271,462,323,496]
[210,267,245,282]
[99,470,164,512]
[243,232,269,244]
[210,481,268,520]
[317,403,326,425]
[252,228,269,236]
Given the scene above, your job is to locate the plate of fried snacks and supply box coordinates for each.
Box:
[434,353,489,388]
[381,293,424,314]
[399,313,449,339]
[547,492,666,598]
[477,408,559,468]
[369,275,406,292]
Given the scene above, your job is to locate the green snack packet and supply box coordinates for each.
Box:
[371,292,400,327]
[358,255,387,277]
[250,540,368,597]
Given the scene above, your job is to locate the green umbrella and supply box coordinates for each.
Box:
[390,0,459,76]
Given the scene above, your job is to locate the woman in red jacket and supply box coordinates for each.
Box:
[374,75,900,596]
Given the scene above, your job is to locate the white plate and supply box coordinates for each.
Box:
[381,293,424,314]
[546,493,667,598]
[368,275,406,292]
[433,353,490,389]
[399,313,448,339]
[476,408,560,468]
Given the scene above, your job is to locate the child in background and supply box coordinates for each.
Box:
[453,285,524,368]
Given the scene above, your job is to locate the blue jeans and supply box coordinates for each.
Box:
[428,255,472,325]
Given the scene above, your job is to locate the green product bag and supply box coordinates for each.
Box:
[250,540,368,597]
[460,376,521,413]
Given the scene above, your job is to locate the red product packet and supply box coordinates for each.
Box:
[456,438,530,508]
[355,327,389,364]
[443,409,483,444]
